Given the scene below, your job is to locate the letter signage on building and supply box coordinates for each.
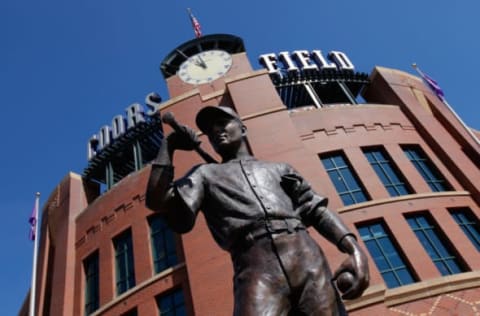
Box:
[259,50,354,78]
[87,92,162,161]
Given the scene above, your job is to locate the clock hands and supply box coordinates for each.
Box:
[177,48,207,69]
[194,54,207,69]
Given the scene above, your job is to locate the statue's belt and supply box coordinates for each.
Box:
[232,218,306,251]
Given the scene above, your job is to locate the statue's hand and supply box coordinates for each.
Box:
[333,237,370,300]
[166,125,201,151]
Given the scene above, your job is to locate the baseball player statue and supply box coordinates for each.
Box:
[146,105,369,315]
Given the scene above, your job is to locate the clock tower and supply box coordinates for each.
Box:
[160,34,249,97]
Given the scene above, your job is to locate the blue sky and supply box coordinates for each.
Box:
[2,0,479,314]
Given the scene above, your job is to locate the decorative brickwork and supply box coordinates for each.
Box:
[389,288,480,315]
[316,122,415,137]
[75,193,147,249]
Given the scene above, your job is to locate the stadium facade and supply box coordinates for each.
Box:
[19,34,480,315]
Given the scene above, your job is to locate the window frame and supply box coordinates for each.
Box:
[120,308,138,316]
[83,250,100,315]
[449,207,480,251]
[357,221,416,288]
[406,212,466,276]
[402,145,451,192]
[113,229,136,295]
[156,288,187,316]
[320,151,370,206]
[363,146,413,197]
[148,215,179,274]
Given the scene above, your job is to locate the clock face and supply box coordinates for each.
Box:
[178,50,233,85]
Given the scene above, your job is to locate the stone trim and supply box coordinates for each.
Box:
[90,263,186,316]
[337,191,471,214]
[384,271,480,306]
[345,271,480,311]
[158,69,269,110]
[224,68,268,85]
[157,88,200,110]
[345,284,386,311]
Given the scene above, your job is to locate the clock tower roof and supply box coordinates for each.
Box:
[160,34,245,79]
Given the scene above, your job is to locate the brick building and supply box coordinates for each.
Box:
[20,34,480,315]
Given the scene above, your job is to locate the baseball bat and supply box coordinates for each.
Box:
[162,112,218,164]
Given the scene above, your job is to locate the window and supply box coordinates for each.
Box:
[274,72,368,110]
[364,147,412,197]
[403,145,451,192]
[156,288,187,316]
[320,152,369,206]
[149,216,178,273]
[83,251,99,315]
[406,214,465,276]
[450,208,480,251]
[113,229,136,295]
[120,308,138,316]
[357,222,415,288]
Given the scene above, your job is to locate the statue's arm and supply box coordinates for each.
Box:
[146,141,174,212]
[307,203,370,300]
[145,132,197,233]
[335,234,370,299]
[301,201,369,299]
[303,203,353,250]
[281,170,369,299]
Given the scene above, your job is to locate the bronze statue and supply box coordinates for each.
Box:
[146,106,369,315]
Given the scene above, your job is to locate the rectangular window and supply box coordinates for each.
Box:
[406,214,465,276]
[403,145,451,192]
[83,251,99,315]
[113,229,136,295]
[357,222,415,288]
[149,215,178,273]
[120,308,138,316]
[450,208,480,251]
[364,147,412,197]
[156,288,187,316]
[320,152,369,206]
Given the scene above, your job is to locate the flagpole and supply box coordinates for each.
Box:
[412,64,480,149]
[187,8,202,38]
[29,192,40,316]
[440,98,480,148]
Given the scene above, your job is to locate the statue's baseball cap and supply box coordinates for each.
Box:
[196,106,241,134]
